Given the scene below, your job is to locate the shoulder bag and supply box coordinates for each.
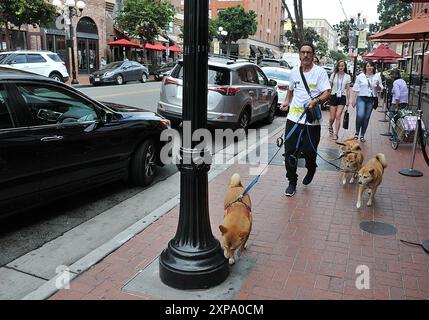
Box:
[299,66,322,123]
[342,106,349,130]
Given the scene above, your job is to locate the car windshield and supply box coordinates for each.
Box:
[0,54,8,64]
[101,61,123,70]
[263,70,290,81]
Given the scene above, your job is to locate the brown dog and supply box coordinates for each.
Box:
[219,173,252,265]
[337,137,364,185]
[356,153,387,209]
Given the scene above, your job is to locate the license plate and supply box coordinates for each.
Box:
[95,78,100,82]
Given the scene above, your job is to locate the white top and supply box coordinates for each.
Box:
[287,65,331,125]
[329,72,351,96]
[352,72,384,97]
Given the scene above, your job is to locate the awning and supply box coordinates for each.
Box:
[362,44,402,61]
[168,45,182,52]
[145,43,166,51]
[108,38,141,48]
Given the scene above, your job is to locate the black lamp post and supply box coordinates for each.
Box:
[53,0,86,85]
[159,0,229,289]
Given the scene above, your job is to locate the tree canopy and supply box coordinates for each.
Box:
[285,27,320,51]
[316,37,328,58]
[377,0,411,31]
[333,20,351,53]
[329,50,347,62]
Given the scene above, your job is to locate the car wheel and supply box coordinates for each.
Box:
[265,100,276,124]
[130,139,157,186]
[116,74,124,85]
[140,73,148,83]
[237,109,250,131]
[49,72,63,82]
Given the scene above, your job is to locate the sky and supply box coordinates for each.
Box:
[286,0,380,27]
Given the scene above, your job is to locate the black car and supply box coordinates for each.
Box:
[154,62,177,81]
[0,67,170,218]
[89,60,149,85]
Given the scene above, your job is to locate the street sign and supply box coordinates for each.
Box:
[358,31,367,49]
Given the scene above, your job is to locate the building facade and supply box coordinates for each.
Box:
[411,1,429,78]
[303,18,338,52]
[208,0,284,58]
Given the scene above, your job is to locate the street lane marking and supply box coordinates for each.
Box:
[94,89,160,99]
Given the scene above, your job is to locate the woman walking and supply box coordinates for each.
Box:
[351,61,383,142]
[328,60,351,140]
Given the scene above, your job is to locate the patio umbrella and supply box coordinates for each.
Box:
[145,43,166,51]
[108,38,141,48]
[168,45,183,53]
[371,12,429,177]
[363,44,402,61]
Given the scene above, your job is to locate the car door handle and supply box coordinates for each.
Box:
[40,135,63,142]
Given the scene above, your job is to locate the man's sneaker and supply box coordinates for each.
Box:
[285,184,296,197]
[303,169,316,185]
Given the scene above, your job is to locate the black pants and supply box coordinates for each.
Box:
[284,119,321,185]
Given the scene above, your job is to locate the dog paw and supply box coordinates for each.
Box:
[356,202,361,209]
[228,257,235,265]
[342,179,347,185]
[366,201,373,207]
[349,178,354,184]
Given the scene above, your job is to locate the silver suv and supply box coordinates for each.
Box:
[157,57,278,130]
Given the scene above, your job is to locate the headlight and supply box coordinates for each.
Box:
[103,71,114,77]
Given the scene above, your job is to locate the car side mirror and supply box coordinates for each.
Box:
[268,79,277,87]
[102,111,113,123]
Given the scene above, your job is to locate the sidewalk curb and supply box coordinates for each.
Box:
[70,80,158,89]
[21,125,285,300]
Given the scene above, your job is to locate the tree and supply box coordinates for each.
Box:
[115,0,175,64]
[333,20,352,53]
[0,0,56,50]
[282,0,304,47]
[285,27,319,51]
[329,50,347,62]
[316,37,328,58]
[216,6,257,56]
[377,0,411,31]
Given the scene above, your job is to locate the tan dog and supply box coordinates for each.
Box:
[219,173,252,265]
[341,144,364,185]
[356,153,387,209]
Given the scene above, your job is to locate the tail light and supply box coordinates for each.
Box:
[277,85,288,91]
[163,76,179,85]
[209,86,241,96]
[62,62,66,68]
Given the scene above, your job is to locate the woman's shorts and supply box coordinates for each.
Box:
[329,95,346,107]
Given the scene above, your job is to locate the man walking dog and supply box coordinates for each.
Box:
[280,42,331,197]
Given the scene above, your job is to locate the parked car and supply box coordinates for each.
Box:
[0,50,69,82]
[322,64,334,77]
[0,67,170,218]
[261,66,291,115]
[157,58,278,130]
[89,60,149,85]
[154,62,177,81]
[259,58,291,69]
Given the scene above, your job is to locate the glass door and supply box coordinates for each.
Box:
[77,39,88,74]
[88,39,98,73]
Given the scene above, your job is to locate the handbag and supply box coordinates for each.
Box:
[343,107,349,130]
[299,66,322,123]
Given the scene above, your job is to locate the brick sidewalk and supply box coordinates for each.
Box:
[50,108,429,300]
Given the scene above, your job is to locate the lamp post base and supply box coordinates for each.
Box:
[380,132,393,136]
[399,168,423,177]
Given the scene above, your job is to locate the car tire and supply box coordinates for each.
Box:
[237,109,251,131]
[49,72,63,82]
[265,100,276,124]
[130,139,157,186]
[116,74,125,85]
[140,73,148,83]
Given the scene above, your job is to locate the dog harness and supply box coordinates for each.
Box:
[225,199,251,218]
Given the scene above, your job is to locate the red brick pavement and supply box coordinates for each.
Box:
[50,107,429,300]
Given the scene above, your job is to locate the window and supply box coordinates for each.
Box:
[238,66,259,84]
[0,53,9,64]
[11,54,27,64]
[131,61,141,67]
[172,63,230,85]
[27,54,47,63]
[256,68,268,85]
[15,84,98,126]
[0,85,14,129]
[47,54,62,62]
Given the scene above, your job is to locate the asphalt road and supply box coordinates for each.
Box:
[0,81,286,298]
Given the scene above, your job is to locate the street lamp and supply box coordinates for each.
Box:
[217,27,228,56]
[53,0,86,84]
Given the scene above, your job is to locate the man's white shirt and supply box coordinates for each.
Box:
[287,65,331,125]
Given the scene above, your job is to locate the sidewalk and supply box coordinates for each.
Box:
[49,107,429,300]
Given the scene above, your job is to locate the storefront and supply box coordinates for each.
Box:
[76,17,99,74]
[44,28,68,68]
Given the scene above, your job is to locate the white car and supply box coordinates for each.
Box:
[262,66,291,113]
[0,50,69,82]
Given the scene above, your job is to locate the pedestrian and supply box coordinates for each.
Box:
[390,68,408,113]
[313,56,320,65]
[279,42,331,197]
[350,61,383,143]
[101,57,107,68]
[328,60,351,140]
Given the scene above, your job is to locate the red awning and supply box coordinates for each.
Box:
[371,12,429,42]
[168,45,183,52]
[145,43,166,51]
[363,44,402,61]
[108,39,141,48]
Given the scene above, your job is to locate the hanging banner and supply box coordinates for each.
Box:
[358,31,367,49]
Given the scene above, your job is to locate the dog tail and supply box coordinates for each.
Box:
[230,173,243,188]
[376,153,387,168]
